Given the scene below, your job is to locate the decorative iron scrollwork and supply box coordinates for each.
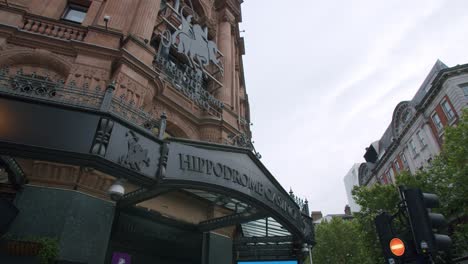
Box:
[289,189,310,215]
[227,132,261,159]
[10,69,63,97]
[118,130,150,172]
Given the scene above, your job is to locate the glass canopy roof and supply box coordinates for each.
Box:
[183,189,292,239]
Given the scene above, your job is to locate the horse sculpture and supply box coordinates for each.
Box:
[170,13,224,75]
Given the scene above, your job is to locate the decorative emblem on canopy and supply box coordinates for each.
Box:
[118,131,150,172]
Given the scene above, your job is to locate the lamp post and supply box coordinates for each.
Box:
[302,243,313,264]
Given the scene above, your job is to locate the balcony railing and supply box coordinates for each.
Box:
[0,67,163,134]
[22,14,87,41]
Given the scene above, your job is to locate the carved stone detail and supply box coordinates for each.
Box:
[218,8,236,24]
[200,126,221,143]
[91,118,115,156]
[157,143,169,179]
[118,130,150,171]
[69,64,109,92]
[76,169,115,199]
[113,72,146,107]
[30,161,80,188]
[0,47,74,77]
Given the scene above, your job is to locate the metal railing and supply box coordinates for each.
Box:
[0,68,163,135]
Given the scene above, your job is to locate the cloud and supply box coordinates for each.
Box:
[241,0,468,215]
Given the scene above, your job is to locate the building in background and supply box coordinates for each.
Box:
[311,205,353,224]
[0,0,314,263]
[344,60,467,194]
[343,163,361,213]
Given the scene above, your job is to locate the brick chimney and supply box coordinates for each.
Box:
[311,211,323,222]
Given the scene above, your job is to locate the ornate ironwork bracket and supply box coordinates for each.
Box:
[0,155,26,189]
[227,132,261,159]
[90,118,114,157]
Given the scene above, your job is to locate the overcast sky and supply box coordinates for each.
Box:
[240,0,468,215]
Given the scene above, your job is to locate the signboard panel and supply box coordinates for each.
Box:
[0,97,99,154]
[164,141,305,237]
[105,122,161,179]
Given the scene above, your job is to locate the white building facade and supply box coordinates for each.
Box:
[346,60,468,191]
[343,163,361,213]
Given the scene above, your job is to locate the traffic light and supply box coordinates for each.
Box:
[400,187,452,255]
[375,212,400,263]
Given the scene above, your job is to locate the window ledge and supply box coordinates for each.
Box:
[448,117,457,126]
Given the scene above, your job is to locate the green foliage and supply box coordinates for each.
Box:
[6,236,59,264]
[351,183,402,263]
[310,218,374,264]
[351,109,468,261]
[36,237,59,264]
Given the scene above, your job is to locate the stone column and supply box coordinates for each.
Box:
[130,0,162,42]
[216,9,236,108]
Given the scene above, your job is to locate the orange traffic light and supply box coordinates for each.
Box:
[389,238,405,257]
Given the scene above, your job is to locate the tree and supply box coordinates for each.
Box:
[351,180,404,263]
[428,108,468,257]
[352,109,468,262]
[310,218,374,264]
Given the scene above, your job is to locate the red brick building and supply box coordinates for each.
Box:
[0,1,313,263]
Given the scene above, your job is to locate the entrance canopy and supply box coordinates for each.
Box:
[0,71,314,257]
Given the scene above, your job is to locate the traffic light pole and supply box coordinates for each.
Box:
[308,246,313,264]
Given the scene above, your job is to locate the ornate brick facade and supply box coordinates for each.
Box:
[0,0,250,195]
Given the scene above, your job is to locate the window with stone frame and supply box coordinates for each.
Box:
[459,82,468,98]
[62,1,91,24]
[416,130,427,148]
[400,152,409,168]
[431,112,443,132]
[441,99,455,121]
[394,159,401,173]
[383,169,392,184]
[380,173,389,185]
[409,139,418,156]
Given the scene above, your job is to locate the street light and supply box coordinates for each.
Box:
[108,178,125,201]
[301,243,313,264]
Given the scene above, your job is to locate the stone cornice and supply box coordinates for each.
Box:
[87,25,124,38]
[218,7,236,25]
[418,63,468,110]
[215,0,242,23]
[122,34,156,56]
[370,63,468,176]
[0,2,28,13]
